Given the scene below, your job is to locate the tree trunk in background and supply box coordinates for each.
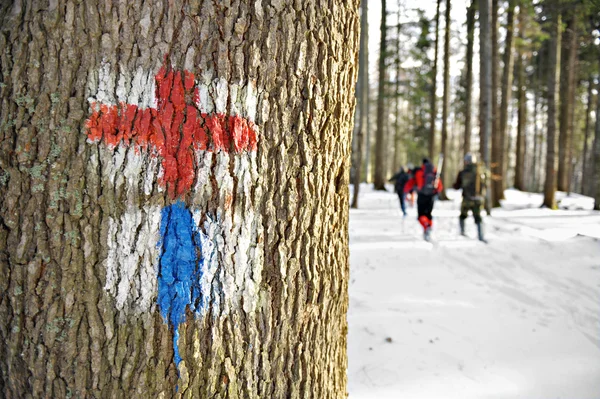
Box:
[582,78,594,196]
[594,74,600,209]
[353,0,369,209]
[0,2,357,397]
[490,0,500,205]
[532,88,539,191]
[429,0,442,159]
[464,0,476,159]
[557,13,578,192]
[394,3,403,173]
[440,0,451,199]
[514,49,526,191]
[493,0,515,205]
[479,0,492,209]
[544,10,561,208]
[374,0,388,190]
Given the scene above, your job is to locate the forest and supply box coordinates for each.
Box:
[351,0,600,210]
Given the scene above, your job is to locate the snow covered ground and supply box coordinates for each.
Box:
[348,185,600,399]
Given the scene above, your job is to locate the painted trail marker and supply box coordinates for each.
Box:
[86,61,259,367]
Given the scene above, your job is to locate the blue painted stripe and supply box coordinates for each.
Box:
[157,200,203,366]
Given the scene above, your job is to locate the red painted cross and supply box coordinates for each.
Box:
[86,64,258,198]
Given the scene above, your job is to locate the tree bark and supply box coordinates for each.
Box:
[479,0,492,209]
[429,0,442,160]
[440,0,451,199]
[489,0,500,205]
[557,13,578,192]
[493,0,515,205]
[594,75,600,209]
[352,0,369,209]
[0,1,358,397]
[582,78,594,196]
[374,0,389,190]
[464,0,476,159]
[544,9,561,208]
[514,50,526,191]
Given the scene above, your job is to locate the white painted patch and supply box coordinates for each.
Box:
[105,204,162,313]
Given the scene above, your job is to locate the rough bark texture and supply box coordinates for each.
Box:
[463,0,475,159]
[582,78,594,196]
[544,10,561,209]
[439,0,451,199]
[352,0,368,209]
[429,0,442,160]
[489,0,499,204]
[595,75,600,209]
[557,13,578,192]
[492,0,514,205]
[373,0,388,190]
[514,50,526,191]
[0,1,358,397]
[479,0,492,189]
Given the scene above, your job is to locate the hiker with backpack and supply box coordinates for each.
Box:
[404,158,444,241]
[389,167,410,216]
[453,153,488,242]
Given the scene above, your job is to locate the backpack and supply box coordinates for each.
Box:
[419,163,436,196]
[461,163,485,199]
[394,171,409,193]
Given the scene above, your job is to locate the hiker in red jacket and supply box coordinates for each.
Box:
[404,158,444,241]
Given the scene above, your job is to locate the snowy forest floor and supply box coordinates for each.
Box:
[348,185,600,399]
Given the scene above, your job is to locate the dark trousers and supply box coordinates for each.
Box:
[397,192,407,214]
[460,199,483,224]
[417,194,435,229]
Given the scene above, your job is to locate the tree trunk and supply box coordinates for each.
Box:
[464,0,476,159]
[594,74,600,209]
[352,0,369,209]
[493,0,515,205]
[489,0,500,205]
[374,0,389,190]
[393,4,403,174]
[429,0,442,159]
[532,81,539,192]
[544,10,561,208]
[479,0,492,208]
[582,78,594,196]
[440,0,451,199]
[0,2,357,397]
[557,13,578,192]
[514,50,526,191]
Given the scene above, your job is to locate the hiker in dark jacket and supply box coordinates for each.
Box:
[453,153,488,242]
[404,158,443,241]
[389,167,410,216]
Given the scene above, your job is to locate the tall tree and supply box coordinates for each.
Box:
[479,0,492,198]
[0,1,358,397]
[490,0,500,203]
[595,71,600,209]
[544,5,562,208]
[493,0,515,204]
[463,0,476,159]
[352,0,370,209]
[582,77,594,196]
[440,0,451,198]
[514,12,527,191]
[429,0,442,159]
[557,11,579,192]
[374,0,389,190]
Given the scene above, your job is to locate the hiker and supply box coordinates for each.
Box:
[389,167,410,216]
[453,153,487,242]
[404,158,443,241]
